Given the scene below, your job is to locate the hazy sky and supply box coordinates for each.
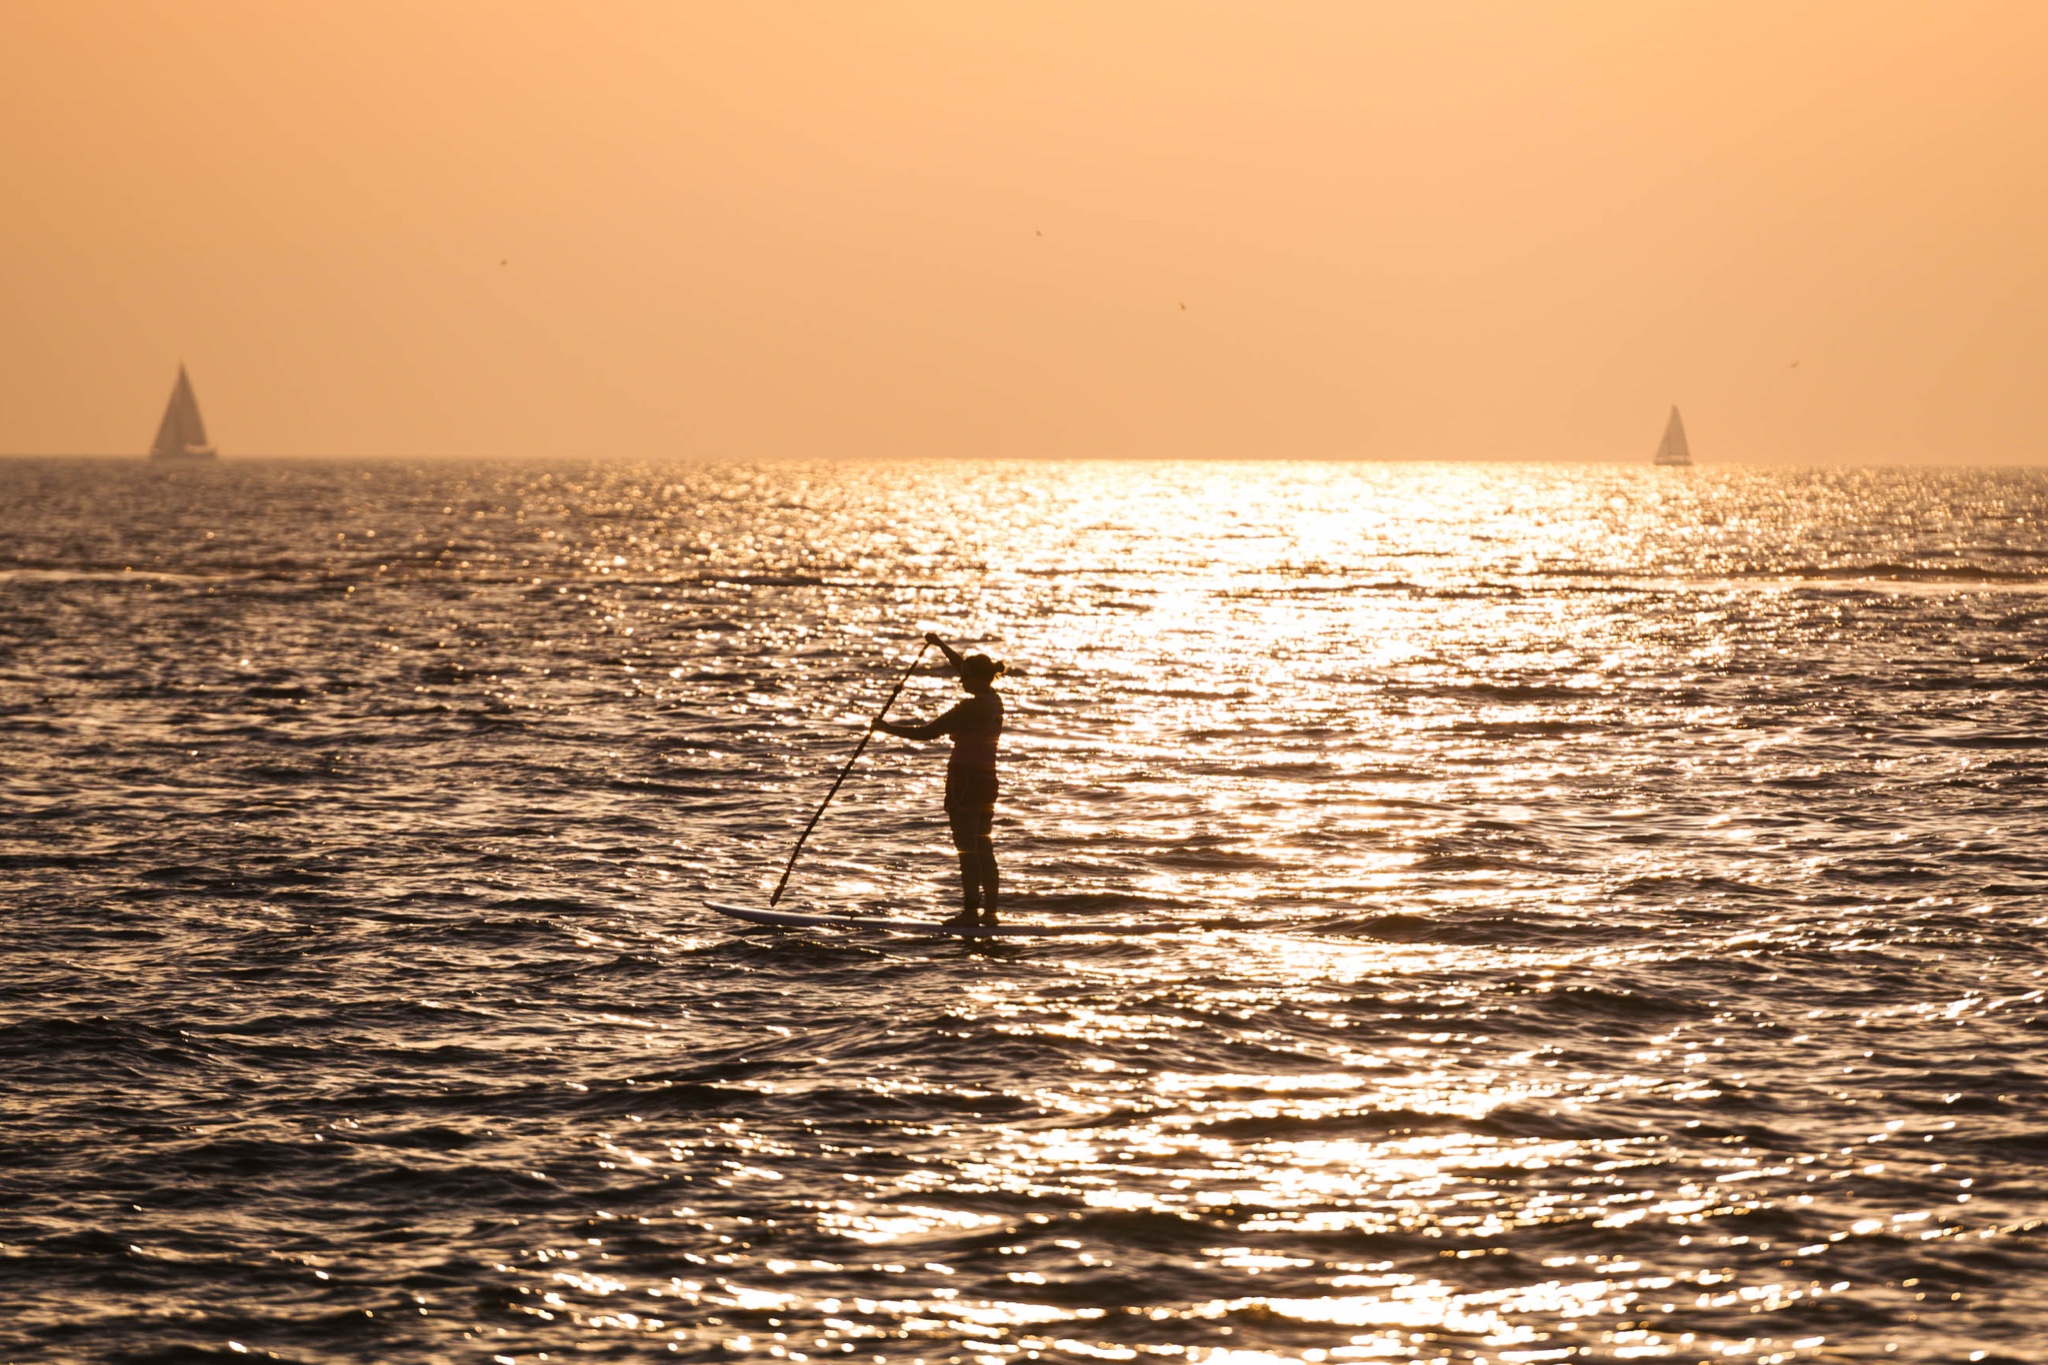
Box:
[4,1,2044,462]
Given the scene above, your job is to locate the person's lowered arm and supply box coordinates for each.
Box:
[877,704,961,741]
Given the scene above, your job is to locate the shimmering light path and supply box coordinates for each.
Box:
[3,459,2046,1364]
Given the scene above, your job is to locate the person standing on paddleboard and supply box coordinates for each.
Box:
[874,632,1006,928]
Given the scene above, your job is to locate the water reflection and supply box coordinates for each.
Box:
[4,460,2045,1363]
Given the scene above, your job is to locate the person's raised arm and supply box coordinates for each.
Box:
[924,631,967,673]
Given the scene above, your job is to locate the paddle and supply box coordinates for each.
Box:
[769,639,933,906]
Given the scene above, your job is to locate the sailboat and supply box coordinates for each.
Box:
[149,364,218,459]
[1652,405,1691,467]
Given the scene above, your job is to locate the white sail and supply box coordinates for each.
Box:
[1653,405,1690,466]
[149,364,217,459]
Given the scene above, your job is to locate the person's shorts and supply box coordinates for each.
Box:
[946,800,995,842]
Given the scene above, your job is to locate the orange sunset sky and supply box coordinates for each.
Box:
[3,1,2045,463]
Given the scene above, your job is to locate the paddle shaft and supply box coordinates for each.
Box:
[769,640,932,906]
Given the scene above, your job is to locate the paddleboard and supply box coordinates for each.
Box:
[706,900,1177,938]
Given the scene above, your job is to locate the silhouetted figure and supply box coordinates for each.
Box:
[875,633,1006,927]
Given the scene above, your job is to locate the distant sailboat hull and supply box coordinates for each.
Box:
[1653,405,1691,466]
[150,365,218,460]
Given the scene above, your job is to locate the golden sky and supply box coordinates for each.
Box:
[3,1,2044,461]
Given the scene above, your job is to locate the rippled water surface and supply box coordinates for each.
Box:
[4,457,2047,1365]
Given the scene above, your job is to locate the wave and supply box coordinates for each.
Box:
[1737,561,2048,584]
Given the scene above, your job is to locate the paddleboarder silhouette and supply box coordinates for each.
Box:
[875,632,1007,927]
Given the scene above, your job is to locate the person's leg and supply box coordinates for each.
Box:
[951,801,997,924]
[971,835,999,923]
[953,841,981,918]
[944,807,980,924]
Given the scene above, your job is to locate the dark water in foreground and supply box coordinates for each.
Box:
[3,457,2047,1365]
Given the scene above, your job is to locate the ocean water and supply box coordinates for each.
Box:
[3,457,2046,1365]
